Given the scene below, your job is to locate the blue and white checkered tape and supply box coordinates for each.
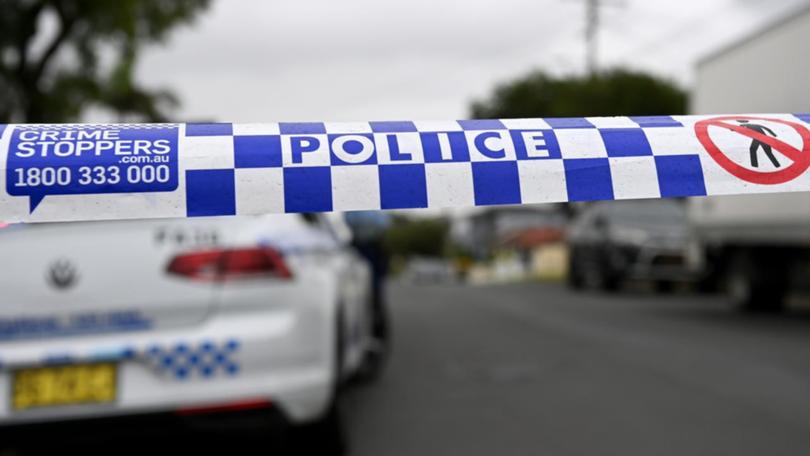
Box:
[1,114,809,223]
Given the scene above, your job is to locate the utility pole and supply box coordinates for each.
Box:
[584,0,599,76]
[572,0,620,77]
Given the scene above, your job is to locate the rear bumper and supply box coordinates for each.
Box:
[0,306,335,427]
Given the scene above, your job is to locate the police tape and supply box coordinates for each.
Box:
[1,114,809,223]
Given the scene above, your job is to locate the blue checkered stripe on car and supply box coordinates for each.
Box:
[143,339,240,380]
[182,116,708,216]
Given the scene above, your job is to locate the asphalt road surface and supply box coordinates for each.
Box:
[343,282,810,456]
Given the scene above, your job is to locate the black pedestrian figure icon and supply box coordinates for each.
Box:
[738,120,780,168]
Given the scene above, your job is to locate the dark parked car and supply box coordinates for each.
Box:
[567,200,692,291]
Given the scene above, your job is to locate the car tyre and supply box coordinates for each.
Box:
[582,252,619,292]
[567,250,585,290]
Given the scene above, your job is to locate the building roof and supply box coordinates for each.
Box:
[499,227,565,249]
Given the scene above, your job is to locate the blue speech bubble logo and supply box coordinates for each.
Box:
[7,125,179,213]
[27,190,47,214]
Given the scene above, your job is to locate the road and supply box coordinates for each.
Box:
[343,282,810,456]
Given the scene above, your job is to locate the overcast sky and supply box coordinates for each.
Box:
[129,0,807,123]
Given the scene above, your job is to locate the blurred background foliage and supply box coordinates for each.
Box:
[0,0,211,123]
[384,216,450,260]
[471,68,687,119]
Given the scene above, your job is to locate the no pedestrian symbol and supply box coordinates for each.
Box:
[695,115,810,185]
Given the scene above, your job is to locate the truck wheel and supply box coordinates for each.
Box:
[726,251,787,313]
[696,273,720,294]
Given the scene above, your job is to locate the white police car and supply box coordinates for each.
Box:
[0,213,384,446]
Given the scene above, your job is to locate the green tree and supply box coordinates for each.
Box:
[470,68,687,119]
[0,0,211,123]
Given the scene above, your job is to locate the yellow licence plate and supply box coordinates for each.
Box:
[12,363,117,411]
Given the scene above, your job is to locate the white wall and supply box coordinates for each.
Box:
[693,7,810,114]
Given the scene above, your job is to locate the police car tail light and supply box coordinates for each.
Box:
[220,247,293,280]
[167,247,292,281]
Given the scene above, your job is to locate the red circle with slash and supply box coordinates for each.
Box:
[695,115,810,185]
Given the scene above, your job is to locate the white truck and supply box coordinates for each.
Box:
[689,4,810,311]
